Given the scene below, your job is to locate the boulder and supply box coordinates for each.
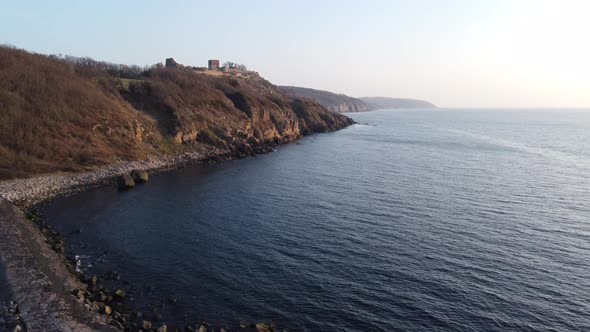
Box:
[117,174,135,189]
[152,309,162,321]
[130,169,149,183]
[114,289,126,300]
[142,320,152,330]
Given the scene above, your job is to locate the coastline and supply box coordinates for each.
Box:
[0,148,224,211]
[0,126,352,331]
[0,147,266,331]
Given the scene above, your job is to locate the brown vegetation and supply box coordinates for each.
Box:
[0,46,353,180]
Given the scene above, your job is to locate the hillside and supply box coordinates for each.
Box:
[279,86,436,112]
[360,97,436,110]
[280,86,369,113]
[0,46,353,180]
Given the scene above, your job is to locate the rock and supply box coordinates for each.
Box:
[152,309,162,321]
[114,289,126,300]
[198,325,207,332]
[256,323,272,332]
[73,289,85,300]
[142,320,152,330]
[130,169,149,183]
[111,319,124,330]
[117,173,135,189]
[157,323,168,332]
[116,314,126,325]
[13,325,22,332]
[104,305,112,315]
[103,270,120,281]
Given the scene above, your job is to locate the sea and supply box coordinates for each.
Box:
[40,109,590,331]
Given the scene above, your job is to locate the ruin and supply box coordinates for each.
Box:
[165,58,178,68]
[208,59,220,70]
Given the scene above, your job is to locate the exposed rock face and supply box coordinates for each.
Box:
[125,68,354,154]
[130,170,149,183]
[280,86,369,113]
[116,174,135,189]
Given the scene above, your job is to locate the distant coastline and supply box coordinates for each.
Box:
[280,85,436,113]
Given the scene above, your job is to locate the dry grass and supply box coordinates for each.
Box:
[0,46,353,180]
[0,47,164,179]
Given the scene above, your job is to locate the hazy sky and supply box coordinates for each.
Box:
[1,0,589,108]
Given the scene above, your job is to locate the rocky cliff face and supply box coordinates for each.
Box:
[0,46,353,179]
[122,69,354,157]
[280,86,369,113]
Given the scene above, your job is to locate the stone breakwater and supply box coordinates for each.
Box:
[0,198,118,331]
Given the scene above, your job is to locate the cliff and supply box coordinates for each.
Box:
[360,97,436,110]
[0,46,354,180]
[279,86,436,113]
[279,86,369,113]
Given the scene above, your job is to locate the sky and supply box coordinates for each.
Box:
[1,0,589,108]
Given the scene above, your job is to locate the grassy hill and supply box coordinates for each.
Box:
[0,46,353,179]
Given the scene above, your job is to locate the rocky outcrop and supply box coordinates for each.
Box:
[130,170,149,183]
[116,174,135,189]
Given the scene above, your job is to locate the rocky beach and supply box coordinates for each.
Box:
[0,150,220,210]
[0,143,304,331]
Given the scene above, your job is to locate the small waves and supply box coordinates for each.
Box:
[441,127,590,172]
[40,110,590,331]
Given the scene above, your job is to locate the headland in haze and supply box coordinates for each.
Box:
[280,86,436,113]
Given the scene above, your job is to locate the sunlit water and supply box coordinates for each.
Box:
[41,110,590,331]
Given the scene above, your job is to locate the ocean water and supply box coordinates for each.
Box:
[41,110,590,331]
